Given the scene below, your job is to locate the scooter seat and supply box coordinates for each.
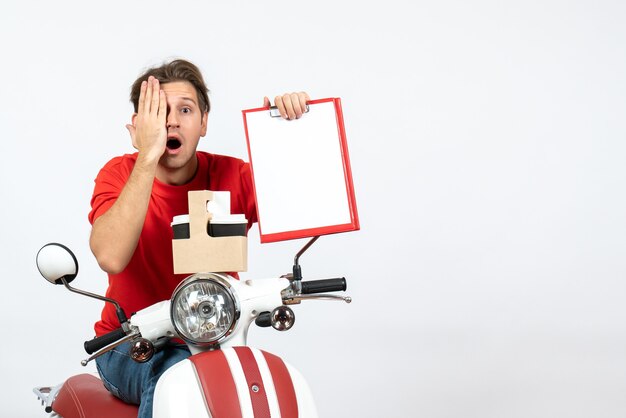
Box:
[54,373,138,418]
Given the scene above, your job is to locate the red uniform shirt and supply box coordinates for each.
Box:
[89,152,257,336]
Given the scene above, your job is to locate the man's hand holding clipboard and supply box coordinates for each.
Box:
[263,92,311,120]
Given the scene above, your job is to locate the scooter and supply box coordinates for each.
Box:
[33,237,350,417]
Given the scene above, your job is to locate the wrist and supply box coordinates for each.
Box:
[135,151,160,174]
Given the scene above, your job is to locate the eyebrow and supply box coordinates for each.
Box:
[179,97,198,105]
[167,96,198,107]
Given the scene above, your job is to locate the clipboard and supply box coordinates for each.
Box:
[242,97,359,243]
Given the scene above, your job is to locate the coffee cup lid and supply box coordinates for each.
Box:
[210,214,247,224]
[171,214,190,226]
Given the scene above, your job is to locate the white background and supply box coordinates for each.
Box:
[2,1,626,417]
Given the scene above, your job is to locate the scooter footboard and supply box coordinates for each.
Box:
[153,347,318,418]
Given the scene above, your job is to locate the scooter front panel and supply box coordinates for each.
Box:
[285,362,318,417]
[191,349,242,418]
[223,347,267,417]
[154,347,317,418]
[257,349,299,418]
[186,347,316,418]
[153,360,212,418]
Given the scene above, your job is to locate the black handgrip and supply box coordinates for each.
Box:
[255,312,272,328]
[300,278,347,294]
[84,328,126,354]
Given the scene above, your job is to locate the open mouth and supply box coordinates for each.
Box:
[167,138,182,150]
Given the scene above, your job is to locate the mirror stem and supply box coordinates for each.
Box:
[292,236,320,288]
[61,276,129,328]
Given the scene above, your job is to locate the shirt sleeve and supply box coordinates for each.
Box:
[88,156,131,225]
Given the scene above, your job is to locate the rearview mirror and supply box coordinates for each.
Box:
[36,243,78,285]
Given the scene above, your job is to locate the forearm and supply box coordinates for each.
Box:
[90,154,158,274]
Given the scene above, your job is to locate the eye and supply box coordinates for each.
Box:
[181,107,192,114]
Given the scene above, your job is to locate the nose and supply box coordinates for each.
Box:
[166,110,179,128]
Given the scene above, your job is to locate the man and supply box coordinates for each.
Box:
[88,58,309,417]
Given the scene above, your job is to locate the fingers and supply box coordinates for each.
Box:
[272,95,285,119]
[138,80,147,115]
[297,91,310,112]
[158,89,167,125]
[150,77,160,115]
[138,76,165,117]
[263,96,271,108]
[272,91,310,120]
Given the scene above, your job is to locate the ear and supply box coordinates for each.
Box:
[131,113,138,126]
[200,111,208,137]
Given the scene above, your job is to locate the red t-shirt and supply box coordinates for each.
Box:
[88,152,257,336]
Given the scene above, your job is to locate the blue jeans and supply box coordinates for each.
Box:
[95,341,191,418]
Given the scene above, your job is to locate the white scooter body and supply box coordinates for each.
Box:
[129,275,318,418]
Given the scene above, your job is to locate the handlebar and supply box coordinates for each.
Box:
[84,328,127,354]
[300,278,347,294]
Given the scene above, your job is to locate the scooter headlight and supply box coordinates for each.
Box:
[171,273,240,346]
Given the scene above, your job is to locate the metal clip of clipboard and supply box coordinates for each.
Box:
[269,104,310,117]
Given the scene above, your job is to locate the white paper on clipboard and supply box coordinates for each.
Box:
[242,98,359,243]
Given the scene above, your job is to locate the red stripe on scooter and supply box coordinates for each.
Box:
[190,351,242,418]
[262,350,299,418]
[234,347,271,418]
